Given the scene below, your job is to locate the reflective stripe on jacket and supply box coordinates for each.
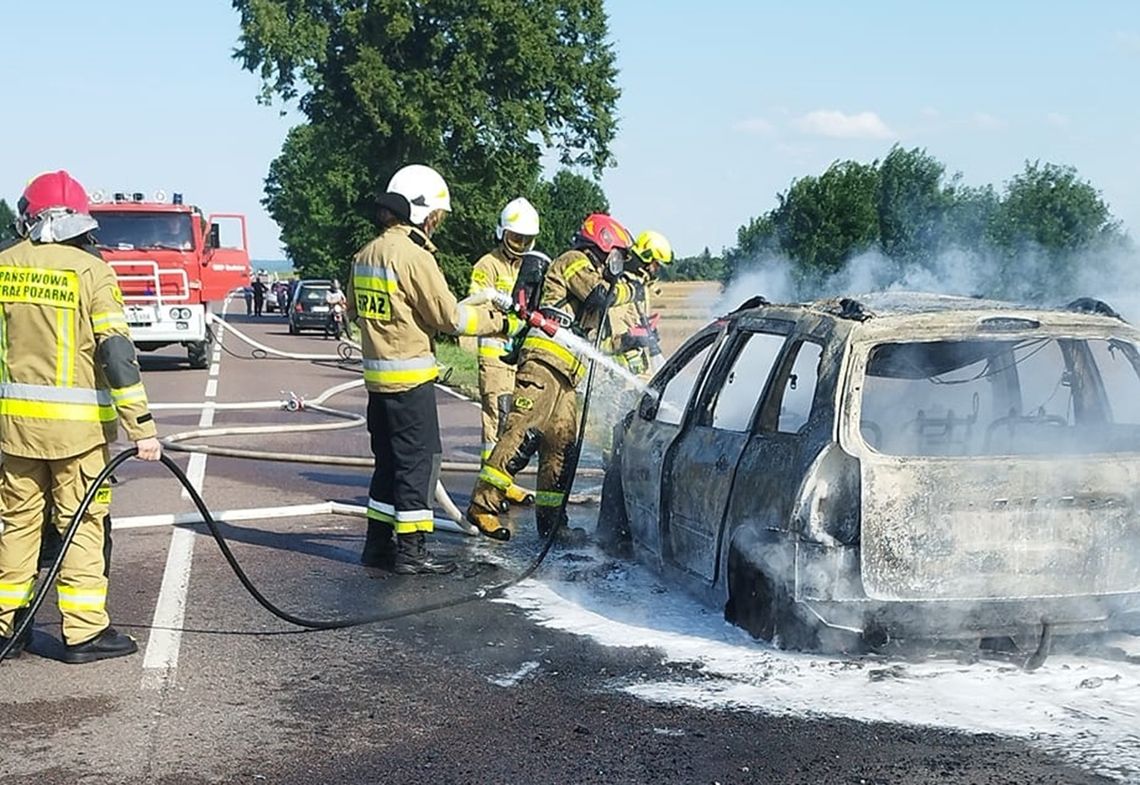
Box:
[468,247,519,369]
[518,249,634,384]
[0,239,157,460]
[347,224,505,394]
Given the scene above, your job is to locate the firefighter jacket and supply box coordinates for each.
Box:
[347,224,506,394]
[606,274,660,374]
[0,239,157,460]
[519,249,636,384]
[468,246,519,369]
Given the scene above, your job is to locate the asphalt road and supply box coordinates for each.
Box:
[0,310,1123,784]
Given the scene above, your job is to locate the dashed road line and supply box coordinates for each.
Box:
[143,307,227,688]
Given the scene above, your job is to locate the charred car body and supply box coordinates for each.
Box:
[598,293,1140,651]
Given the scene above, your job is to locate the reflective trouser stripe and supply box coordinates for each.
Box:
[111,382,148,408]
[57,585,107,612]
[478,465,512,490]
[481,442,495,461]
[0,581,34,609]
[394,509,434,534]
[478,337,506,359]
[535,491,565,507]
[367,499,395,524]
[362,356,439,387]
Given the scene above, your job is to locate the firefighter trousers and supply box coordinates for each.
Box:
[0,445,113,645]
[478,361,516,461]
[471,359,579,532]
[367,383,442,534]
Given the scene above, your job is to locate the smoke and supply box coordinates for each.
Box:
[714,241,1140,323]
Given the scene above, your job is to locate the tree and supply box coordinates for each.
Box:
[531,169,609,256]
[772,160,880,283]
[234,0,621,292]
[986,161,1123,299]
[877,145,948,264]
[0,199,15,243]
[661,247,726,281]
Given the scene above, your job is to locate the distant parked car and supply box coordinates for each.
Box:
[288,279,333,334]
[598,292,1140,653]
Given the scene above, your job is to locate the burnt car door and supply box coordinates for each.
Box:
[621,326,724,559]
[661,318,794,582]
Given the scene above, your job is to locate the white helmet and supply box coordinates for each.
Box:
[496,197,540,239]
[496,197,540,256]
[386,164,451,227]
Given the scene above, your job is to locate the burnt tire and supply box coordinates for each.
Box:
[725,549,818,650]
[595,464,632,559]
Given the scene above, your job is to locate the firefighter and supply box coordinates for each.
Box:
[348,164,508,575]
[469,197,540,508]
[0,170,162,662]
[607,229,673,378]
[466,213,640,543]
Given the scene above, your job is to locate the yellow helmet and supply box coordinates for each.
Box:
[631,229,674,266]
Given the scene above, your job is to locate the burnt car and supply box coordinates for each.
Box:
[597,293,1140,652]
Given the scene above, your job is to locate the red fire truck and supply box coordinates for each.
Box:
[89,191,251,368]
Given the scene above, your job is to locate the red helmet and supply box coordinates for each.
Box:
[18,170,91,220]
[573,213,633,254]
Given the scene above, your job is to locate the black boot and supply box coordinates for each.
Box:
[0,609,34,660]
[394,533,456,575]
[538,514,589,547]
[361,520,397,569]
[62,627,137,665]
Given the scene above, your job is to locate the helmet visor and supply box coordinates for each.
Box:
[503,230,536,257]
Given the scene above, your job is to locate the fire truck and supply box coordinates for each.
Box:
[89,191,251,368]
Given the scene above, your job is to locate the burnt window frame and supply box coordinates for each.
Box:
[691,318,794,430]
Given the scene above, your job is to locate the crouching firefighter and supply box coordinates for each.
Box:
[349,164,509,575]
[0,170,162,662]
[466,213,640,544]
[469,197,540,509]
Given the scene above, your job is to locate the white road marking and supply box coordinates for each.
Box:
[144,305,227,688]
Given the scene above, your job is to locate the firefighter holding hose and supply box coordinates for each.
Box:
[0,171,161,662]
[469,197,541,509]
[466,214,640,544]
[349,164,508,575]
[606,229,673,378]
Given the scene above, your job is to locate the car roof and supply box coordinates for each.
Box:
[720,290,1137,341]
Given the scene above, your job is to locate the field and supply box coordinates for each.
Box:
[650,280,723,355]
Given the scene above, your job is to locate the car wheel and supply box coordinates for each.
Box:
[596,462,632,558]
[725,548,820,650]
[289,322,299,335]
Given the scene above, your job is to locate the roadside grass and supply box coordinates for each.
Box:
[435,339,480,400]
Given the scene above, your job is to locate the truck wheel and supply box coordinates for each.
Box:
[187,341,210,370]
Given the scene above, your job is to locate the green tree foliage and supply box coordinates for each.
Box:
[770,160,881,285]
[531,169,609,256]
[0,199,16,243]
[877,145,948,264]
[234,0,620,292]
[660,247,726,281]
[724,148,1126,301]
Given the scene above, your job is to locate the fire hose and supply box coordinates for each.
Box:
[0,447,572,662]
[0,313,614,661]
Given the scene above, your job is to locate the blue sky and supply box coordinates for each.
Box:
[2,1,1138,261]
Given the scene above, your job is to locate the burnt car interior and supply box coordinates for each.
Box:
[859,336,1140,456]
